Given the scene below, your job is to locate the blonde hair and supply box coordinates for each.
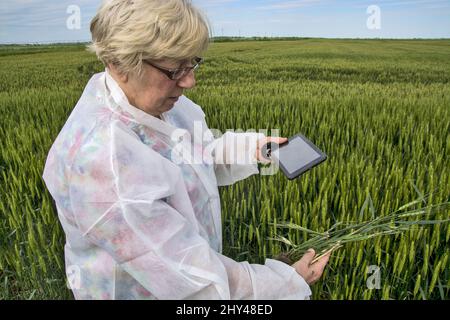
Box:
[89,0,210,76]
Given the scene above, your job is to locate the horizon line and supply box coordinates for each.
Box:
[1,36,450,46]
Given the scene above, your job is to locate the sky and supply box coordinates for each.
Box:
[0,0,449,44]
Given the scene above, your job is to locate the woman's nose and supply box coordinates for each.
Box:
[177,70,196,89]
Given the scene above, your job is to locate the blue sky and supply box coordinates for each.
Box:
[1,0,449,44]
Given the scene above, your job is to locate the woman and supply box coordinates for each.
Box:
[43,0,330,300]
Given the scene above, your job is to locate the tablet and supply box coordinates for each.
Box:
[265,134,327,180]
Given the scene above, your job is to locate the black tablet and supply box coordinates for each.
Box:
[265,134,327,180]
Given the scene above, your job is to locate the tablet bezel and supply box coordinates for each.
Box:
[275,133,327,180]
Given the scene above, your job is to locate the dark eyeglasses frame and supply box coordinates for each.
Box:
[143,57,203,81]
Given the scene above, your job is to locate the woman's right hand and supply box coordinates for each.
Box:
[292,248,330,285]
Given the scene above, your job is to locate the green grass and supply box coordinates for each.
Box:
[0,39,449,299]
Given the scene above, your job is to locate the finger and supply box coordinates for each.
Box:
[300,249,316,265]
[309,269,320,285]
[266,137,288,145]
[312,252,331,272]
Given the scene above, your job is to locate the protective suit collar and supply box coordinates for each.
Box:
[104,69,217,200]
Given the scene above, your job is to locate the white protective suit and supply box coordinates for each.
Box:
[42,69,311,300]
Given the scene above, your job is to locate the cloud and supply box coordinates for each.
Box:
[256,0,324,10]
[0,0,98,43]
[194,0,239,8]
[0,0,98,20]
[1,0,448,43]
[352,0,450,8]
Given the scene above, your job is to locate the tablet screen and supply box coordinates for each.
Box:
[272,136,322,174]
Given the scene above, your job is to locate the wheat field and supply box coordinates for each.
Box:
[0,39,449,299]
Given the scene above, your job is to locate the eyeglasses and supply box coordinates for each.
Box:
[143,57,203,81]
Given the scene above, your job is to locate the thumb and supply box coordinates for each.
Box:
[301,248,316,264]
[268,137,288,144]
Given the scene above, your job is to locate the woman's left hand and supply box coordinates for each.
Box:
[255,137,288,164]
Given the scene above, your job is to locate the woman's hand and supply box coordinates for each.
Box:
[256,137,288,164]
[292,249,331,285]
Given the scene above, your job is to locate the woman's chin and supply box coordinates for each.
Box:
[156,100,176,115]
[165,98,178,108]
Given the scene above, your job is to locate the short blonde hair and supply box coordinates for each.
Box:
[89,0,210,76]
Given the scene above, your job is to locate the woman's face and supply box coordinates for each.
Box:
[120,59,196,117]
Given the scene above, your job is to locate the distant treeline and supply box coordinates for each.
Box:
[211,36,314,42]
[1,37,448,49]
[211,36,450,42]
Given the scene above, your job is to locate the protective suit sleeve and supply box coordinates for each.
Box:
[68,121,310,299]
[210,131,266,186]
[180,98,265,187]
